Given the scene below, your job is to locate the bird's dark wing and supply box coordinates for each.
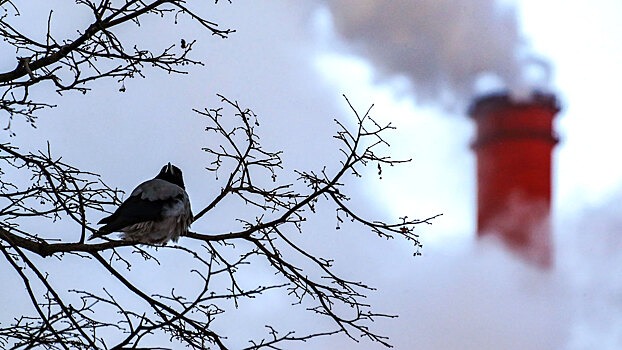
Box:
[97,195,166,234]
[96,179,185,235]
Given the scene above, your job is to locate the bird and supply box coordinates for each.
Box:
[91,163,192,245]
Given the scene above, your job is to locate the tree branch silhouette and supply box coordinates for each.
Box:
[0,2,438,349]
[0,0,233,130]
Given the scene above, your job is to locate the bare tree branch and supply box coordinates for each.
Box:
[0,1,234,130]
[0,2,438,349]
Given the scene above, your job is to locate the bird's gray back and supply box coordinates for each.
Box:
[131,179,185,201]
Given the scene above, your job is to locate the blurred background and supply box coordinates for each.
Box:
[2,1,622,349]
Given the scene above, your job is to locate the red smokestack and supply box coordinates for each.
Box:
[469,91,560,267]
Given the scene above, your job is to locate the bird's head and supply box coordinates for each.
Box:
[156,162,185,189]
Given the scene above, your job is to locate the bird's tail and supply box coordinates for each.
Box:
[87,232,102,241]
[88,226,112,241]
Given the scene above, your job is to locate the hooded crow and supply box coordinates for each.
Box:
[92,163,192,244]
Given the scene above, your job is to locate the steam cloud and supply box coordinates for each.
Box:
[321,0,551,108]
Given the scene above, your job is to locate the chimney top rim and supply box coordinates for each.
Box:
[468,90,561,117]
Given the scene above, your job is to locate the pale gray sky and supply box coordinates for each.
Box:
[2,1,622,349]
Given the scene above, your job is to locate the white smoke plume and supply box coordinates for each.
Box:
[320,0,551,108]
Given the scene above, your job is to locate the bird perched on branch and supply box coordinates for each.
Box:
[91,163,192,244]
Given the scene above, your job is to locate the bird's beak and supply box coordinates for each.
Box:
[166,162,174,175]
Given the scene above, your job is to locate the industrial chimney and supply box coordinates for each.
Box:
[469,91,560,267]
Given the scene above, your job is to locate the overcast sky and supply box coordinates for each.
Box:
[2,1,622,349]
